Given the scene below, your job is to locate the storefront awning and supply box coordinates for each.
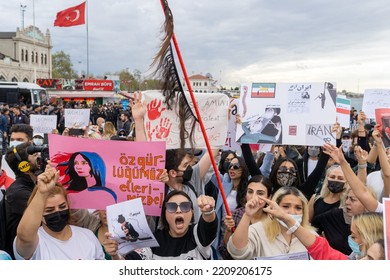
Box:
[48,90,118,98]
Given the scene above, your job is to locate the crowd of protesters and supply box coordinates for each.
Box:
[0,95,388,260]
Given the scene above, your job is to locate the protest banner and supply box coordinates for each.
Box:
[30,115,57,134]
[223,98,241,153]
[236,82,337,146]
[362,89,390,119]
[143,90,229,149]
[336,96,351,128]
[375,108,390,148]
[106,198,159,255]
[49,134,166,216]
[64,108,90,128]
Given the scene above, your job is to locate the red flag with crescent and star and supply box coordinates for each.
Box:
[54,1,86,27]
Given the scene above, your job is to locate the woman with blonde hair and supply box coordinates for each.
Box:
[227,186,317,259]
[102,121,117,140]
[264,198,383,260]
[308,164,349,222]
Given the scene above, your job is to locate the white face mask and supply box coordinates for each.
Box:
[341,139,352,153]
[9,140,24,148]
[33,139,44,146]
[277,214,303,228]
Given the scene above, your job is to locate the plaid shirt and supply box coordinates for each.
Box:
[218,206,246,260]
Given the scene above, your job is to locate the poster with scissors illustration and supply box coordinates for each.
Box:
[236,82,337,146]
[143,90,229,149]
[107,198,159,255]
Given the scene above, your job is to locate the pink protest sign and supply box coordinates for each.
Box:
[49,134,166,216]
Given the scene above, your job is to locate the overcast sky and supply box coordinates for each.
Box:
[2,0,390,92]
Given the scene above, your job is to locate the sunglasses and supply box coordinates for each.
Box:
[165,201,192,213]
[228,163,241,170]
[278,166,296,174]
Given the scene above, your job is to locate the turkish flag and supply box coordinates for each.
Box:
[54,1,86,27]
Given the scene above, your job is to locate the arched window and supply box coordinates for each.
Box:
[31,51,34,63]
[25,50,28,62]
[23,78,29,82]
[204,82,207,86]
[12,77,18,82]
[0,75,6,81]
[21,49,24,61]
[35,52,38,63]
[44,54,47,64]
[41,53,44,64]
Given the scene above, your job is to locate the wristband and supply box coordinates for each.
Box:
[203,209,215,216]
[358,163,367,169]
[286,220,300,235]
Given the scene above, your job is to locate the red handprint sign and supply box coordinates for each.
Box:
[155,118,172,139]
[147,99,166,120]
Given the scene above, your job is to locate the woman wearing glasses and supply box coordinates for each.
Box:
[104,190,217,260]
[222,157,249,213]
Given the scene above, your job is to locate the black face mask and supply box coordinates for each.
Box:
[327,180,345,193]
[177,165,193,184]
[43,210,69,232]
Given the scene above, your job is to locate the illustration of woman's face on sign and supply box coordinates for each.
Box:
[74,154,92,177]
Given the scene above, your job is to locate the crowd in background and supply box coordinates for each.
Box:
[0,96,388,260]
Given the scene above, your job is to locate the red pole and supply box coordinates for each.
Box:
[159,0,232,219]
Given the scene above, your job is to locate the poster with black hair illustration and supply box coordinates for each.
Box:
[237,82,336,146]
[107,198,159,255]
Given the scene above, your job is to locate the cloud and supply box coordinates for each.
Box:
[2,0,390,92]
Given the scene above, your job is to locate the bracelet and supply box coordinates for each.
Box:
[286,220,300,235]
[203,209,216,216]
[358,163,367,169]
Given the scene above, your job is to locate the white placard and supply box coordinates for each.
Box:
[106,198,159,255]
[336,96,351,128]
[236,82,337,146]
[362,89,390,118]
[64,109,90,128]
[143,91,229,149]
[30,115,57,134]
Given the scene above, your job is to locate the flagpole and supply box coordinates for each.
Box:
[32,0,36,82]
[86,0,89,78]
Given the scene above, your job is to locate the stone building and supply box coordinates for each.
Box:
[0,25,52,82]
[182,74,218,93]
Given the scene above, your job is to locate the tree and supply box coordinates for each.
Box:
[118,69,137,92]
[52,51,78,79]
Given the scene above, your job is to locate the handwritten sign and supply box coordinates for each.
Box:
[64,109,90,128]
[237,82,337,145]
[362,89,390,119]
[107,198,159,255]
[336,96,351,128]
[49,135,166,215]
[30,115,57,134]
[223,98,241,153]
[305,124,336,145]
[143,90,229,149]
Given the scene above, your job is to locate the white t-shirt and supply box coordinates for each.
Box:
[366,171,384,201]
[226,190,238,212]
[307,158,318,178]
[14,225,105,260]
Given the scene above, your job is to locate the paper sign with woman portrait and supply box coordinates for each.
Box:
[48,134,166,216]
[106,198,159,255]
[142,90,229,149]
[375,108,390,148]
[236,82,337,146]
